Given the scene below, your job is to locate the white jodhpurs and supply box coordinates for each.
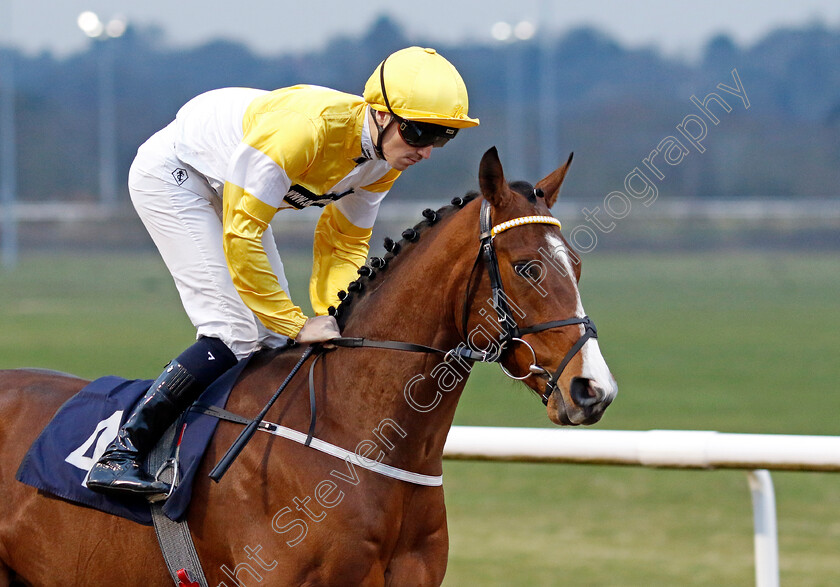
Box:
[128,123,289,359]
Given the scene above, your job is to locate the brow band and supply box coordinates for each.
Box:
[490,216,562,238]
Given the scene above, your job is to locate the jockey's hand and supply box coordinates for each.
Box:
[295,315,341,345]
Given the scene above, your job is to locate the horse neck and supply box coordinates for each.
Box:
[326,206,478,468]
[346,213,472,347]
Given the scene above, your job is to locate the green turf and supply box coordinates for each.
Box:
[2,251,839,585]
[455,253,840,435]
[445,251,840,585]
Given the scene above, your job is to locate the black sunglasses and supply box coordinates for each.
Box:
[395,116,458,148]
[379,57,459,148]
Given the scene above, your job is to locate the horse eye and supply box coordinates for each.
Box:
[513,262,541,280]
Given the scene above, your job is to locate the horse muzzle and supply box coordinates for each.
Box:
[547,376,617,426]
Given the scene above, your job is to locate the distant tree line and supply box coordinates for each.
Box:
[2,15,839,204]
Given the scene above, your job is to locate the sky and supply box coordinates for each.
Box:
[2,0,840,59]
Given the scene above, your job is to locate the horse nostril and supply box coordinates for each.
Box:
[570,377,603,407]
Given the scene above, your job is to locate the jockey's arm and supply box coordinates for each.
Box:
[308,173,396,316]
[223,185,308,338]
[221,110,318,339]
[309,204,372,316]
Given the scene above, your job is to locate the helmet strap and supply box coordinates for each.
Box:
[372,56,397,161]
[370,109,393,161]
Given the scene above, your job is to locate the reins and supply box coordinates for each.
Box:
[328,337,489,362]
[209,346,315,482]
[330,196,599,405]
[210,195,600,482]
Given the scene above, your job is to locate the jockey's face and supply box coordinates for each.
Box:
[373,111,433,171]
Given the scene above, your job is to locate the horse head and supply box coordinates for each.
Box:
[330,146,616,428]
[470,147,618,425]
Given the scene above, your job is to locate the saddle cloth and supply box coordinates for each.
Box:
[15,357,251,525]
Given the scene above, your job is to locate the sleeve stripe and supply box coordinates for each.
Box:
[334,188,387,229]
[227,143,292,209]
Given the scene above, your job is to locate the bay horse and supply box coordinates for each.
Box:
[0,148,617,586]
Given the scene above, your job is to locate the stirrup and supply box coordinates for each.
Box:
[147,457,178,503]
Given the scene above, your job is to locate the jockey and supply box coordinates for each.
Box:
[86,47,479,498]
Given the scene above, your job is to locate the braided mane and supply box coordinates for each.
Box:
[329,182,537,326]
[328,191,478,326]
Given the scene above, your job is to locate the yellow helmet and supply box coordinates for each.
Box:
[364,47,480,129]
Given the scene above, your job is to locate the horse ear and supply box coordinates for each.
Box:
[535,152,574,208]
[478,147,512,208]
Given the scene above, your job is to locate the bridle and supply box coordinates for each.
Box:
[461,197,598,405]
[331,196,598,406]
[209,196,601,481]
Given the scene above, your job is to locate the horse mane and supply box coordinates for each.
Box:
[327,191,479,326]
[329,182,537,327]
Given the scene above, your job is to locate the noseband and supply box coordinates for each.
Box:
[331,197,598,406]
[462,198,598,405]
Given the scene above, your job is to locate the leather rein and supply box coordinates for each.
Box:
[207,196,600,486]
[330,197,598,406]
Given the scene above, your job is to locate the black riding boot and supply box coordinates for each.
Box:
[86,337,237,498]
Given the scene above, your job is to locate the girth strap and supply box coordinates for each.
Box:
[148,421,209,587]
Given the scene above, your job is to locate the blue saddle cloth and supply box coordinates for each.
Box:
[15,357,251,526]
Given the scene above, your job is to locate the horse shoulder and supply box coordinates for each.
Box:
[382,486,449,584]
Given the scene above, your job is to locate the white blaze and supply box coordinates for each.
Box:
[545,234,616,395]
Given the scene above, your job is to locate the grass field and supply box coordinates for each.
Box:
[2,250,839,585]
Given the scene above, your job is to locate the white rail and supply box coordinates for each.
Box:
[443,427,840,587]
